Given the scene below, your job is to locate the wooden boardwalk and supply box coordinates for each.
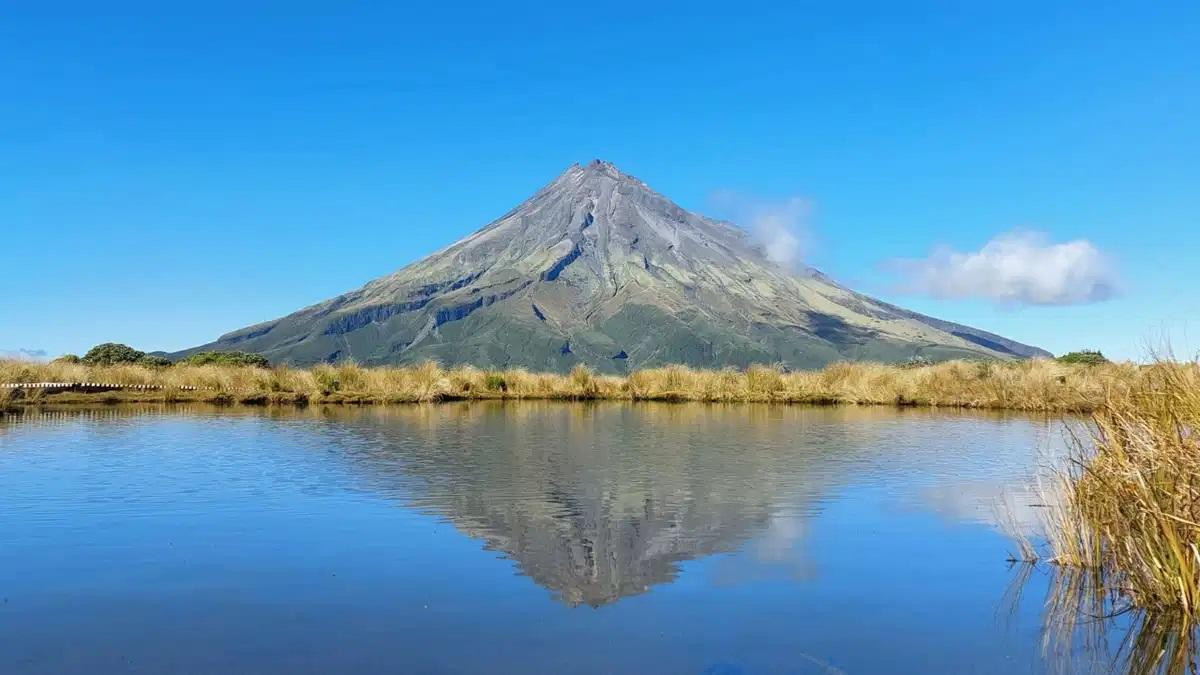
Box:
[1,382,207,392]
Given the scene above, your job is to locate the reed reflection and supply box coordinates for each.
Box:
[1003,563,1198,674]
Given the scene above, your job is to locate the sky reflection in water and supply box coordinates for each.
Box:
[0,403,1169,673]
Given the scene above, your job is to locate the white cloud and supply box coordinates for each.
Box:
[711,192,812,271]
[892,230,1118,306]
[0,348,48,361]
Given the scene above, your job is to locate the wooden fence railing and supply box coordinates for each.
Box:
[1,382,209,392]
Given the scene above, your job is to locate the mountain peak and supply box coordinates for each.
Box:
[555,159,639,185]
[584,158,618,172]
[184,162,1050,369]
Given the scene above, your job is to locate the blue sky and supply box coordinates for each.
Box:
[3,2,1197,361]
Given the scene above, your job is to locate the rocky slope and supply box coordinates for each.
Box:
[181,160,1048,371]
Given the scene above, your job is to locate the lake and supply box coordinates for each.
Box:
[0,403,1147,673]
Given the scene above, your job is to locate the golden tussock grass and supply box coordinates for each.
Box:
[0,356,1145,410]
[1045,360,1200,618]
[994,359,1200,672]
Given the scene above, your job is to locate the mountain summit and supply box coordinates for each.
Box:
[183,161,1048,370]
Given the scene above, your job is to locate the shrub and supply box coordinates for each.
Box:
[484,373,507,391]
[901,355,934,369]
[53,354,82,364]
[181,351,270,368]
[1057,350,1109,366]
[138,354,173,368]
[82,343,145,365]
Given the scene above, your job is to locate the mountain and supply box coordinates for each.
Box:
[181,160,1048,371]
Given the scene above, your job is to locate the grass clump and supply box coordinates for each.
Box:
[1058,361,1200,618]
[992,359,1200,673]
[568,365,600,399]
[998,357,1200,657]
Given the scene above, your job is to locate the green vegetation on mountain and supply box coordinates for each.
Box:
[181,351,270,368]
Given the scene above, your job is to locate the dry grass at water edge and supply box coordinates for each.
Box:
[0,357,1146,410]
[1048,360,1200,619]
[996,359,1200,674]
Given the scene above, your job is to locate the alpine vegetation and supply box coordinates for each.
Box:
[1,356,1134,411]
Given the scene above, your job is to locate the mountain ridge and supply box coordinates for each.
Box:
[179,160,1049,370]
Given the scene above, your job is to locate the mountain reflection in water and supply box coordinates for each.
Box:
[270,402,895,606]
[8,402,1137,674]
[4,402,1043,610]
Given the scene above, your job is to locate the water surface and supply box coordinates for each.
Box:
[0,403,1130,673]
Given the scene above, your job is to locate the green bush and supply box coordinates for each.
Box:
[484,373,507,391]
[53,354,82,364]
[181,351,270,368]
[82,343,146,365]
[138,354,173,368]
[1057,350,1109,366]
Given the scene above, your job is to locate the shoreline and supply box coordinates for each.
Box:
[2,385,1098,412]
[2,358,1137,413]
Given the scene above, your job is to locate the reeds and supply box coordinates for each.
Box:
[1002,359,1200,673]
[1048,360,1200,618]
[0,356,1146,410]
